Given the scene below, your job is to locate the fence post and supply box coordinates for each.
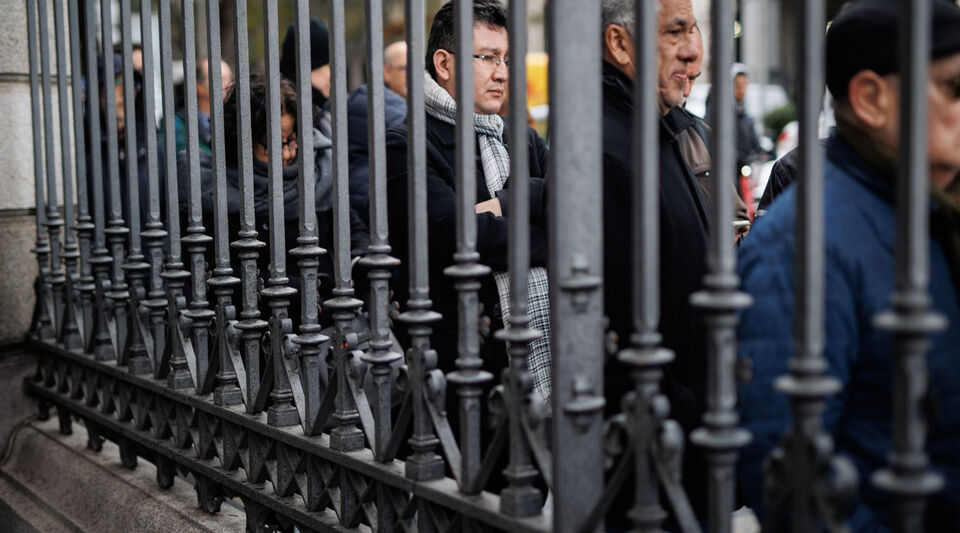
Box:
[397,0,447,491]
[37,0,66,342]
[872,1,947,531]
[261,0,299,428]
[118,0,152,374]
[159,0,193,389]
[51,0,82,350]
[138,0,170,375]
[26,0,53,342]
[689,0,753,532]
[548,0,606,531]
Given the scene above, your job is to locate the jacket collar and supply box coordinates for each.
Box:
[662,106,695,139]
[427,112,457,149]
[602,60,633,113]
[826,131,896,202]
[602,60,693,140]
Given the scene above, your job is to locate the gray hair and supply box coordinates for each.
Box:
[602,0,634,36]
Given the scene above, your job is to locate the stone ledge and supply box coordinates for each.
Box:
[0,417,246,533]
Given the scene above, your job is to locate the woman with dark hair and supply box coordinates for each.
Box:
[177,73,369,323]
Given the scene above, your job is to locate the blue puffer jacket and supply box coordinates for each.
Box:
[347,84,407,225]
[737,133,960,532]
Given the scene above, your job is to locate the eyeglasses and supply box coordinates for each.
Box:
[473,54,510,69]
[444,50,511,71]
[936,73,960,101]
[256,137,298,151]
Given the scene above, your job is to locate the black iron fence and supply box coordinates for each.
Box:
[19,0,945,531]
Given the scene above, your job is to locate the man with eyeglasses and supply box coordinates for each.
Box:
[385,0,553,406]
[737,2,960,530]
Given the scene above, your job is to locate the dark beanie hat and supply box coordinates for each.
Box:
[826,0,960,101]
[279,17,330,82]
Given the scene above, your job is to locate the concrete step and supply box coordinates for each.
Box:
[0,417,245,533]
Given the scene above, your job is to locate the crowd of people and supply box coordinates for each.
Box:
[87,0,960,530]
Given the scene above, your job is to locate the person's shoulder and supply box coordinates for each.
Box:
[383,86,406,106]
[347,85,369,110]
[523,124,546,147]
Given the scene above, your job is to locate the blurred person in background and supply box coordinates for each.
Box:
[347,41,409,225]
[174,58,233,156]
[280,17,331,116]
[177,73,368,323]
[737,2,960,530]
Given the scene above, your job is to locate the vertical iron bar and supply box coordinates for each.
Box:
[444,0,493,497]
[357,2,401,527]
[618,0,677,531]
[204,0,242,406]
[261,0,299,428]
[289,0,328,434]
[229,0,266,411]
[69,0,95,350]
[27,0,54,341]
[398,0,446,491]
[689,0,753,532]
[548,0,606,530]
[180,0,215,394]
[358,0,402,469]
[139,0,171,376]
[765,1,847,532]
[38,0,66,338]
[160,0,193,388]
[119,0,152,374]
[324,3,365,522]
[86,0,114,361]
[52,0,82,350]
[493,0,541,518]
[229,0,266,412]
[872,1,947,531]
[326,0,365,453]
[102,0,132,360]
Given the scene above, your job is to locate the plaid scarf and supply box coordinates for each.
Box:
[424,73,552,402]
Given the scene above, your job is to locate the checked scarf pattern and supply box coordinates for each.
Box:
[424,73,552,402]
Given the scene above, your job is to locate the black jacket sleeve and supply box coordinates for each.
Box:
[386,125,547,273]
[757,146,800,214]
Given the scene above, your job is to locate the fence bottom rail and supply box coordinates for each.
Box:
[22,337,550,533]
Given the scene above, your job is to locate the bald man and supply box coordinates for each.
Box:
[383,41,408,97]
[347,41,409,224]
[174,58,233,155]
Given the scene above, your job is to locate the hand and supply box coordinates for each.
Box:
[475,198,502,217]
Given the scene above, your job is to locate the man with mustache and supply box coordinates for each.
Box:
[599,0,714,523]
[600,0,707,431]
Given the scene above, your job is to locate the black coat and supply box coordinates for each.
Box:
[601,61,711,429]
[601,60,715,524]
[384,113,549,372]
[756,145,801,215]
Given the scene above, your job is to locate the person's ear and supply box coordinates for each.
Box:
[847,70,896,130]
[603,24,632,69]
[433,49,454,83]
